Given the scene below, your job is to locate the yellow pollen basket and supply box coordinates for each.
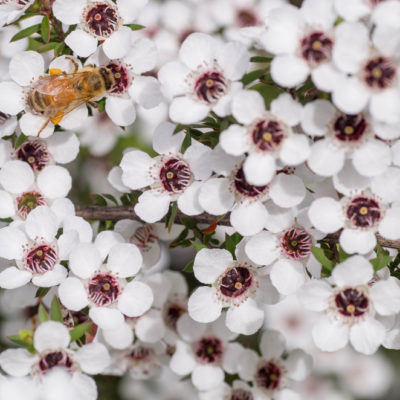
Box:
[166,171,174,179]
[359,206,368,215]
[205,79,214,88]
[346,304,356,313]
[263,132,272,141]
[344,126,354,135]
[372,67,382,78]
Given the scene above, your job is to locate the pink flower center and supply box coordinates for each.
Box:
[24,244,57,274]
[194,71,228,104]
[236,8,258,27]
[255,361,283,391]
[159,158,192,193]
[219,266,253,298]
[128,346,154,363]
[16,191,47,219]
[363,56,396,90]
[88,273,120,306]
[85,3,119,38]
[231,389,254,400]
[234,166,268,198]
[195,337,224,364]
[251,118,286,152]
[345,196,382,229]
[16,140,50,172]
[107,62,131,94]
[335,288,369,317]
[300,31,333,66]
[38,350,74,374]
[280,228,312,260]
[163,301,187,330]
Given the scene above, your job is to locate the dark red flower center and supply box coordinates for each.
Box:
[128,346,154,363]
[301,31,333,66]
[234,166,268,198]
[251,118,286,152]
[164,301,187,330]
[236,8,258,27]
[280,228,312,260]
[88,273,120,306]
[107,62,131,94]
[16,140,50,172]
[335,288,369,317]
[333,113,368,143]
[346,196,382,228]
[194,71,228,104]
[219,266,253,298]
[130,225,157,252]
[25,244,57,274]
[16,191,47,219]
[363,56,396,90]
[195,337,224,364]
[255,361,283,391]
[85,3,119,38]
[159,158,192,193]
[231,389,254,400]
[38,350,74,374]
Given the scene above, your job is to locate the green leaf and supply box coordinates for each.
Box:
[166,201,178,232]
[70,322,91,342]
[50,297,63,322]
[54,42,65,56]
[35,287,50,298]
[38,303,49,323]
[41,15,50,42]
[250,83,284,108]
[126,24,145,31]
[250,56,272,63]
[336,244,350,262]
[36,42,59,53]
[222,233,243,257]
[192,241,207,252]
[370,244,392,271]
[96,98,106,112]
[11,24,41,42]
[168,228,189,248]
[92,194,107,206]
[312,246,334,276]
[102,193,118,205]
[8,330,35,353]
[241,69,266,86]
[180,216,197,229]
[183,260,194,273]
[181,131,192,153]
[14,133,27,149]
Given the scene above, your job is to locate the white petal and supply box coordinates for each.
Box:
[0,349,36,377]
[332,255,373,287]
[118,280,153,317]
[217,41,249,81]
[264,201,296,233]
[0,160,34,194]
[108,243,143,278]
[75,343,110,374]
[179,32,217,70]
[58,277,89,311]
[221,342,244,374]
[271,55,309,88]
[120,149,153,190]
[230,202,268,236]
[0,227,26,260]
[105,96,136,127]
[94,231,124,260]
[0,190,15,218]
[308,197,344,233]
[280,134,310,166]
[220,124,248,156]
[101,322,133,349]
[271,93,302,126]
[170,341,196,376]
[128,75,161,109]
[65,29,98,57]
[243,153,275,186]
[237,348,258,381]
[379,207,400,240]
[339,229,376,255]
[125,37,157,74]
[298,280,333,311]
[350,318,385,355]
[244,230,280,266]
[31,264,67,287]
[307,139,345,177]
[192,365,224,391]
[19,112,54,138]
[52,0,85,24]
[188,286,222,323]
[89,307,124,330]
[47,131,80,164]
[0,267,31,289]
[334,0,370,21]
[312,315,349,352]
[301,0,336,28]
[63,216,93,243]
[117,0,147,23]
[270,259,306,295]
[332,76,369,114]
[370,88,400,125]
[158,61,190,97]
[198,177,234,215]
[177,181,204,216]
[352,140,391,177]
[169,96,209,124]
[152,121,184,154]
[231,90,265,125]
[34,321,70,352]
[69,243,102,279]
[259,329,285,359]
[193,248,232,284]
[36,165,71,199]
[135,309,165,343]
[0,81,24,114]
[225,298,264,335]
[285,349,313,381]
[269,174,306,208]
[25,205,58,242]
[333,159,370,196]
[176,313,207,343]
[371,167,400,203]
[134,190,171,223]
[103,26,131,59]
[370,278,400,316]
[9,51,44,87]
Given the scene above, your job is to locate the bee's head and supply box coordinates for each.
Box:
[99,67,114,91]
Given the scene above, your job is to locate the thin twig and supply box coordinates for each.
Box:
[75,205,400,250]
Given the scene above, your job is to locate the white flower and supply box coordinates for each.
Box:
[170,313,242,391]
[188,247,280,335]
[299,255,400,354]
[0,53,88,138]
[0,206,73,289]
[0,374,39,400]
[120,121,212,223]
[86,36,161,127]
[308,191,400,254]
[199,380,256,400]
[220,90,309,185]
[58,234,153,330]
[238,329,313,400]
[0,0,34,28]
[53,0,147,58]
[0,321,110,400]
[158,32,249,124]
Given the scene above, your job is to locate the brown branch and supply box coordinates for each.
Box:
[75,205,400,250]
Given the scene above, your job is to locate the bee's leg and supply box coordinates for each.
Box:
[65,56,79,73]
[36,118,51,137]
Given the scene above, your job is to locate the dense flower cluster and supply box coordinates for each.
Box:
[0,0,400,399]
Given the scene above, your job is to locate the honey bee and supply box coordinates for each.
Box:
[27,60,115,137]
